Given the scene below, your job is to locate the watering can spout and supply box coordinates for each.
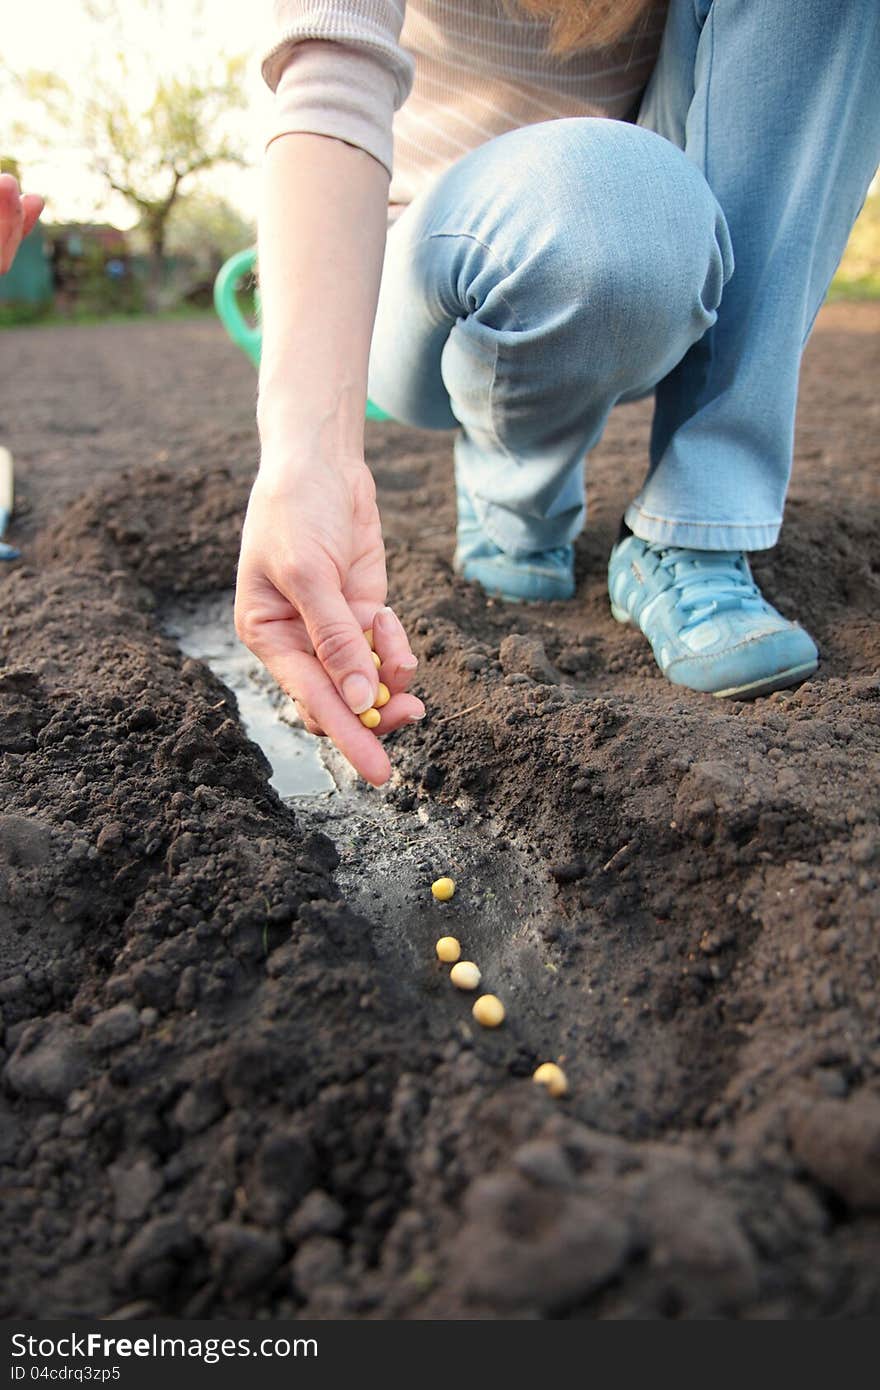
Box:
[213,247,262,369]
[213,248,391,421]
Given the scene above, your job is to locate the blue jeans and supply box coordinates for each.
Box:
[367,0,880,556]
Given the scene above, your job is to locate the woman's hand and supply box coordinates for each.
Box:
[0,174,44,275]
[234,454,424,786]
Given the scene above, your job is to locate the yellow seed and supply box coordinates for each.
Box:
[374,682,391,709]
[532,1062,569,1098]
[371,651,382,669]
[450,961,481,991]
[435,936,461,964]
[359,708,381,729]
[431,877,456,902]
[364,628,374,650]
[472,994,505,1028]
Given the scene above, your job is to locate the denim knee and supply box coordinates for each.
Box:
[494,118,734,395]
[370,115,734,449]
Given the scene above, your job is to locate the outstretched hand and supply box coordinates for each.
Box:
[0,174,44,275]
[235,456,424,787]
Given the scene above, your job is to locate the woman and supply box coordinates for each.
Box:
[235,0,880,786]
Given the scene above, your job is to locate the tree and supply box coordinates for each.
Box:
[165,190,254,279]
[17,1,249,309]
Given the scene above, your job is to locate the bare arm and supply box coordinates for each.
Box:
[256,131,386,464]
[235,132,424,787]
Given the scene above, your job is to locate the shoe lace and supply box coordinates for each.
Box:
[649,546,767,632]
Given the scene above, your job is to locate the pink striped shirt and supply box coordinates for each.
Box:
[263,2,669,221]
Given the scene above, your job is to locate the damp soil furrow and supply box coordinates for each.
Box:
[0,309,878,1318]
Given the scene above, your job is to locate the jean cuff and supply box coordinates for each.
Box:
[480,500,586,557]
[624,502,781,553]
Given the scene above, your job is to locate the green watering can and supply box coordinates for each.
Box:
[213,247,392,422]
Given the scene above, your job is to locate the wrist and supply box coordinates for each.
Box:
[257,379,367,466]
[256,439,367,490]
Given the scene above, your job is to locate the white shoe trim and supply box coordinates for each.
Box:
[711,660,819,700]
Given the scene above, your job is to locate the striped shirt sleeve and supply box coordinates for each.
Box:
[262,2,414,176]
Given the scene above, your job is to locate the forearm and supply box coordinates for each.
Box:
[256,131,390,470]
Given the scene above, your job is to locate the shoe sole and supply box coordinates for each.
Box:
[709,661,818,700]
[610,602,818,700]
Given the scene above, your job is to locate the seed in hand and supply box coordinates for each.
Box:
[431,877,455,902]
[450,961,481,991]
[359,708,381,729]
[374,682,391,709]
[472,994,505,1028]
[364,628,374,650]
[532,1062,568,1097]
[435,936,461,963]
[371,651,382,669]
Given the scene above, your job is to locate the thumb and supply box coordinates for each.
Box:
[297,568,378,715]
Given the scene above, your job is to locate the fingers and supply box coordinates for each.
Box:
[0,179,42,274]
[236,559,423,782]
[0,175,23,275]
[296,568,379,716]
[257,634,392,786]
[290,603,424,750]
[371,604,419,692]
[370,690,426,733]
[294,701,323,737]
[295,689,425,741]
[21,193,44,241]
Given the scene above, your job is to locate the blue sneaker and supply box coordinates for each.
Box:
[608,533,818,698]
[453,486,575,602]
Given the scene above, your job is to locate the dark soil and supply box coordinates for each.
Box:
[1,305,879,1319]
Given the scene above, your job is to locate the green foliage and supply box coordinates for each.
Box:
[74,244,145,316]
[831,187,880,300]
[164,190,254,274]
[0,301,52,327]
[0,304,214,329]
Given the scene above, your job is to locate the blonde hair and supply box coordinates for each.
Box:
[503,1,655,56]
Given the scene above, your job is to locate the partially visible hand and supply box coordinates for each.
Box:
[235,456,424,786]
[0,174,44,275]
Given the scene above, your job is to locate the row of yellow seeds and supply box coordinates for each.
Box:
[432,878,568,1097]
[433,881,505,1027]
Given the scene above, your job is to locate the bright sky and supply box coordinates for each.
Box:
[3,0,276,227]
[7,2,875,235]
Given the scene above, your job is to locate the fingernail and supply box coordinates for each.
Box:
[342,673,374,714]
[408,705,426,722]
[398,655,419,672]
[373,605,400,635]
